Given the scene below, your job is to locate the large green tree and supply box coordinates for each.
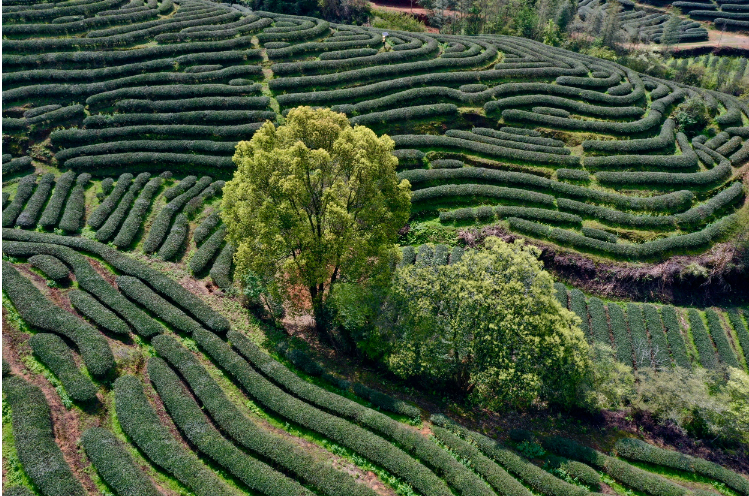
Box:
[222,107,411,334]
[374,237,590,410]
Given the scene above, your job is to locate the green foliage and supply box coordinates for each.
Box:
[157,213,188,261]
[82,427,161,496]
[3,376,86,496]
[69,289,130,335]
[3,175,37,228]
[28,333,98,402]
[28,254,69,281]
[371,9,426,32]
[222,107,411,332]
[375,237,589,410]
[705,309,740,368]
[95,172,151,243]
[672,97,711,135]
[16,174,54,229]
[687,309,719,369]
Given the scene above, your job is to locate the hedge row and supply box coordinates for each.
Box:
[28,333,98,402]
[150,334,376,496]
[117,276,204,335]
[659,306,691,368]
[66,151,233,172]
[148,357,315,496]
[187,326,451,496]
[688,309,719,369]
[431,426,533,496]
[439,205,582,226]
[627,303,651,368]
[257,18,330,42]
[58,184,86,232]
[430,415,593,496]
[2,240,162,337]
[588,297,610,344]
[116,95,269,113]
[69,289,130,336]
[143,175,212,253]
[38,171,76,229]
[726,309,749,366]
[113,375,237,496]
[113,176,163,249]
[89,173,133,230]
[615,438,749,495]
[414,183,555,208]
[228,330,495,496]
[57,140,237,164]
[570,289,590,337]
[594,160,731,187]
[584,133,697,170]
[184,180,225,217]
[2,174,37,228]
[391,134,581,167]
[431,159,464,169]
[83,110,274,128]
[95,172,151,243]
[705,309,741,368]
[643,304,671,367]
[472,128,565,148]
[2,376,86,496]
[209,242,235,289]
[2,156,33,175]
[350,104,458,126]
[193,211,221,246]
[546,456,601,490]
[554,282,568,308]
[28,254,69,281]
[189,224,226,275]
[581,227,617,243]
[583,119,675,154]
[4,0,125,23]
[84,82,261,109]
[716,136,744,157]
[2,486,34,496]
[81,427,160,496]
[486,94,645,120]
[604,303,631,365]
[2,260,114,377]
[445,129,571,156]
[16,173,54,229]
[158,213,188,261]
[164,176,198,201]
[542,437,691,496]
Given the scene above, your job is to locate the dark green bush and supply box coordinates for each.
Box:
[627,303,651,368]
[583,119,675,154]
[1,156,32,175]
[16,173,54,229]
[587,297,610,344]
[69,290,130,336]
[113,375,237,496]
[151,334,382,496]
[445,129,571,155]
[209,242,235,289]
[545,456,601,490]
[595,160,731,187]
[3,376,86,496]
[413,184,555,207]
[193,212,221,246]
[3,174,36,228]
[705,309,740,368]
[28,254,69,281]
[117,276,203,335]
[2,486,34,496]
[113,177,163,249]
[643,304,671,367]
[570,289,590,337]
[660,306,691,368]
[351,104,458,127]
[581,227,616,243]
[687,309,719,369]
[57,184,86,233]
[189,224,226,275]
[2,261,114,377]
[96,173,150,243]
[554,282,568,308]
[88,173,133,230]
[38,171,76,229]
[82,427,160,496]
[726,309,749,366]
[607,303,632,365]
[158,214,188,261]
[29,333,98,402]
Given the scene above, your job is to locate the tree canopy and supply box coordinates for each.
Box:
[374,238,590,410]
[222,106,411,332]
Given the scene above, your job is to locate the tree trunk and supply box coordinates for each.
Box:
[309,285,331,342]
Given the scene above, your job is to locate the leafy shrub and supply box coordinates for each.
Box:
[726,309,749,366]
[661,306,691,368]
[193,212,221,246]
[1,156,32,175]
[673,97,711,135]
[16,173,54,229]
[705,309,740,368]
[587,297,610,344]
[557,169,590,182]
[350,104,458,126]
[643,304,672,367]
[113,177,163,249]
[57,184,86,232]
[158,214,188,261]
[581,227,616,243]
[88,173,133,230]
[2,261,114,377]
[583,119,676,153]
[608,303,632,365]
[38,171,76,229]
[3,376,86,496]
[29,333,98,402]
[209,242,235,289]
[554,282,568,308]
[446,129,570,155]
[595,160,731,187]
[28,254,69,281]
[113,375,237,496]
[95,173,151,243]
[147,357,315,496]
[189,224,226,275]
[2,174,36,228]
[627,303,651,368]
[688,309,719,369]
[82,427,161,496]
[545,456,601,490]
[570,289,590,337]
[69,289,130,336]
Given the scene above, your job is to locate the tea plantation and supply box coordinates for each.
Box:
[3,0,749,494]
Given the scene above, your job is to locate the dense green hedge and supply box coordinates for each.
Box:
[412,184,556,207]
[151,333,384,496]
[486,94,645,119]
[117,276,204,335]
[546,456,601,490]
[2,174,36,228]
[69,289,130,336]
[581,227,617,243]
[726,309,749,366]
[729,140,749,166]
[2,156,32,175]
[184,180,224,217]
[83,110,274,128]
[605,303,631,365]
[587,297,610,344]
[209,242,235,289]
[189,224,226,275]
[229,330,495,496]
[82,427,161,496]
[38,171,76,229]
[2,261,114,377]
[3,376,86,496]
[627,303,651,368]
[643,304,671,366]
[2,241,162,337]
[687,309,719,369]
[89,173,133,230]
[193,211,221,246]
[16,173,54,229]
[29,333,98,402]
[430,415,593,496]
[445,129,571,155]
[57,183,86,233]
[595,160,731,187]
[584,133,697,170]
[113,176,163,249]
[2,486,34,496]
[473,127,565,148]
[350,382,421,418]
[148,357,315,496]
[158,214,188,261]
[615,437,749,494]
[116,95,269,113]
[705,309,740,368]
[113,375,237,496]
[95,172,150,243]
[660,306,691,368]
[57,140,237,164]
[28,254,69,281]
[431,425,533,496]
[144,176,212,253]
[554,282,568,308]
[570,289,590,337]
[66,152,234,172]
[351,104,458,126]
[583,119,675,154]
[165,176,198,201]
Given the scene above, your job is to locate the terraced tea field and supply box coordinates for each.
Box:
[3,0,749,494]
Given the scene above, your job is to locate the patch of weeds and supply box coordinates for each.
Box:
[516,440,546,459]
